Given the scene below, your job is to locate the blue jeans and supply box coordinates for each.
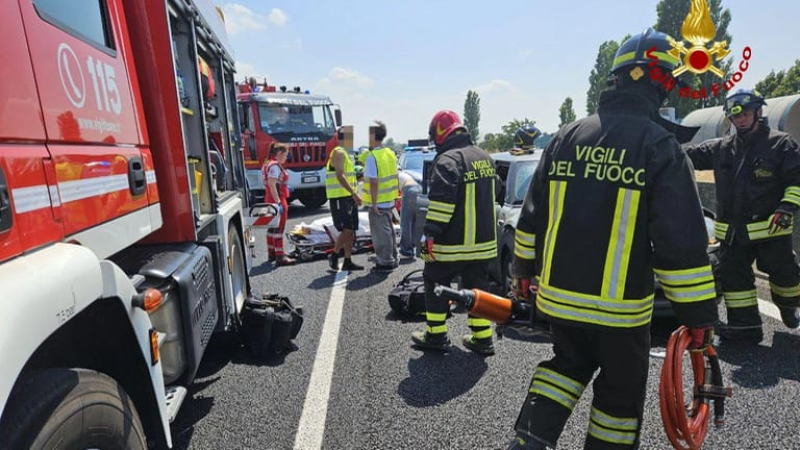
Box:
[400,185,421,255]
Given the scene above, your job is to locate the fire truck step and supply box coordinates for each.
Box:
[165,385,188,423]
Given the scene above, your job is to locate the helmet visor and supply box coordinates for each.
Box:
[725,95,755,116]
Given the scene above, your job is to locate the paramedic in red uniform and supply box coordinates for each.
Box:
[263,143,295,266]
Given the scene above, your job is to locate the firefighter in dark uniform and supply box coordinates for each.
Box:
[507,29,719,450]
[683,89,800,342]
[411,110,498,355]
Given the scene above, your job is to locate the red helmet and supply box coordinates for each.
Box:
[428,110,466,146]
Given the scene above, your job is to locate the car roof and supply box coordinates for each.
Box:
[402,148,435,155]
[402,151,436,159]
[491,149,543,163]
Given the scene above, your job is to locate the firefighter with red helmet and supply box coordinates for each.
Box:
[411,110,498,355]
[263,143,295,266]
[683,88,800,342]
[507,29,718,449]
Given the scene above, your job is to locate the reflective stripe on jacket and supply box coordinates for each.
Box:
[326,147,356,199]
[362,147,399,204]
[513,90,718,330]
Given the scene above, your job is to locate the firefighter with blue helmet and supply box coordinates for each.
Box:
[683,88,800,342]
[514,125,542,151]
[506,28,718,449]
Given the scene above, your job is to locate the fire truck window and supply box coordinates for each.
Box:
[238,103,249,131]
[34,0,115,50]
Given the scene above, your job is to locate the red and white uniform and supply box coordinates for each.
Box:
[262,159,290,258]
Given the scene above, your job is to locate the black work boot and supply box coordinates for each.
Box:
[715,321,763,343]
[411,331,450,351]
[327,251,339,271]
[779,307,800,329]
[506,434,550,450]
[275,255,296,267]
[462,334,495,356]
[341,258,364,271]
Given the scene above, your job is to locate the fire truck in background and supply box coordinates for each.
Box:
[0,0,256,448]
[237,82,343,209]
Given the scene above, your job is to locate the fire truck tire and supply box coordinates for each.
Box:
[0,369,147,450]
[229,226,249,330]
[298,189,327,210]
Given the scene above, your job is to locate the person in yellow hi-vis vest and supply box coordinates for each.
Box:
[326,145,364,272]
[364,121,399,273]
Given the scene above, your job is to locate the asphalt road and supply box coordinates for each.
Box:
[171,203,800,450]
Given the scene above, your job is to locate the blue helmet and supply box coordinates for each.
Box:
[724,89,766,117]
[611,28,680,79]
[514,125,541,150]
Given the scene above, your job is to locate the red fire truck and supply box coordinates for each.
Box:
[237,83,343,209]
[0,0,256,448]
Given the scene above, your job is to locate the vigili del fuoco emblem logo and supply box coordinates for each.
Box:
[666,0,730,78]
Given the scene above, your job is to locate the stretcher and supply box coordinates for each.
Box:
[286,211,401,262]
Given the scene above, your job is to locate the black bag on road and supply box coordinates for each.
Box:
[388,270,427,318]
[242,294,303,358]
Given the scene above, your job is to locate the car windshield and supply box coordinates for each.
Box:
[402,153,435,171]
[509,161,537,204]
[257,103,336,138]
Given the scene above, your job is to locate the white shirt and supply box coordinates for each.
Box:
[267,164,282,180]
[365,150,396,209]
[398,171,419,190]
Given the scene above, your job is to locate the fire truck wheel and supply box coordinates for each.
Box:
[229,226,248,328]
[0,369,147,450]
[298,189,328,210]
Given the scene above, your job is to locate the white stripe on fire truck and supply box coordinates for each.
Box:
[11,185,52,213]
[49,185,61,207]
[12,172,157,215]
[58,175,130,203]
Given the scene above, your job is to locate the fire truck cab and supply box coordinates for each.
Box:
[237,85,343,209]
[0,0,254,448]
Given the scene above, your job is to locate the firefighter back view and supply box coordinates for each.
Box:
[683,89,800,342]
[507,28,718,449]
[411,110,498,355]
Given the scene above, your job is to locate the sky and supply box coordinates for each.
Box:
[220,0,800,147]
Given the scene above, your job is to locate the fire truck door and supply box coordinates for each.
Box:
[18,0,152,239]
[0,1,65,263]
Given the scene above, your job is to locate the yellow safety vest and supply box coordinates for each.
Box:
[363,147,399,204]
[325,147,356,199]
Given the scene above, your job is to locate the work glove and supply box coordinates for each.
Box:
[688,326,714,352]
[769,209,793,234]
[419,235,435,263]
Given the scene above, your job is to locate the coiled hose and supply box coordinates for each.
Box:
[659,326,732,450]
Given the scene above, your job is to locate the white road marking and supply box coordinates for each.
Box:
[294,269,348,450]
[758,298,781,321]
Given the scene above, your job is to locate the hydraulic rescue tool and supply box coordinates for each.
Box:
[433,285,549,337]
[660,326,732,450]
